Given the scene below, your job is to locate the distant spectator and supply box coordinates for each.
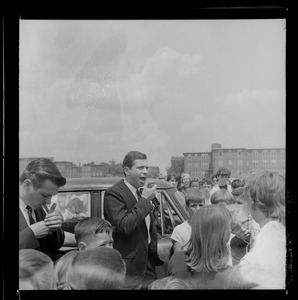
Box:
[168,205,233,289]
[231,179,245,204]
[179,173,191,195]
[64,247,126,290]
[171,188,206,253]
[19,249,55,290]
[199,178,213,205]
[166,174,179,188]
[210,168,232,196]
[240,170,286,288]
[74,217,114,251]
[148,276,192,290]
[224,263,283,289]
[210,189,234,206]
[54,250,78,290]
[167,174,186,208]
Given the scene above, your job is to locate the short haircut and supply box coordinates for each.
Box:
[216,167,231,178]
[166,174,179,182]
[200,177,214,187]
[68,247,126,289]
[186,205,232,272]
[210,189,234,205]
[19,249,54,290]
[20,158,66,188]
[74,217,113,244]
[181,173,191,180]
[242,170,285,225]
[54,250,78,290]
[231,178,244,189]
[149,276,192,290]
[122,151,147,172]
[19,266,38,290]
[184,187,207,207]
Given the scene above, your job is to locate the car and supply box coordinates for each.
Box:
[51,177,189,278]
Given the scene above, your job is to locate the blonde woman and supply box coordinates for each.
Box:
[168,205,233,289]
[240,170,286,288]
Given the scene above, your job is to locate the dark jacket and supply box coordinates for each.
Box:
[19,207,65,258]
[104,179,163,288]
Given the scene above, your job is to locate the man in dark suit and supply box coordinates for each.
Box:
[19,158,66,259]
[104,151,163,289]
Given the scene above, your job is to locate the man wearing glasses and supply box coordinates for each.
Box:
[210,167,232,197]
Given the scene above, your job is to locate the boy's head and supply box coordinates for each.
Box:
[64,247,126,290]
[184,187,206,219]
[74,217,114,251]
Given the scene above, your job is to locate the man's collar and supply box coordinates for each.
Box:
[123,179,138,195]
[19,197,29,211]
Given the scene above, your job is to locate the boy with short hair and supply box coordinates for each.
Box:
[64,247,126,290]
[170,187,207,253]
[74,217,114,251]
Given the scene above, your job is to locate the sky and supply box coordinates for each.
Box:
[19,19,286,174]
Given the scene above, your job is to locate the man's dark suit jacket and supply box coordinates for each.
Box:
[104,179,163,288]
[19,207,65,258]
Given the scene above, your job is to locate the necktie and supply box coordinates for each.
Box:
[26,205,36,225]
[136,189,151,244]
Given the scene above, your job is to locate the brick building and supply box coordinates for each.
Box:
[183,143,285,180]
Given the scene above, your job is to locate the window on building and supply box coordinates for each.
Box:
[252,160,258,166]
[238,160,243,166]
[188,163,192,169]
[201,153,209,159]
[262,150,268,156]
[228,160,232,166]
[238,150,242,156]
[252,150,258,156]
[219,151,222,157]
[188,154,192,159]
[263,160,269,166]
[271,150,276,156]
[228,150,232,156]
[194,163,198,168]
[270,160,276,166]
[218,160,223,167]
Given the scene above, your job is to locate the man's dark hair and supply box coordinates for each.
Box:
[122,151,147,171]
[216,167,231,178]
[20,158,66,188]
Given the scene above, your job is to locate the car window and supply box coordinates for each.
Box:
[51,192,91,222]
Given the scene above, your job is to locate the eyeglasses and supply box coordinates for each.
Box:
[231,219,249,234]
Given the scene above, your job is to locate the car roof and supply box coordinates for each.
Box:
[60,177,174,191]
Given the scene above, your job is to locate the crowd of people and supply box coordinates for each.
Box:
[19,155,287,290]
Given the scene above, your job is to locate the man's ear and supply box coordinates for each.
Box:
[78,242,87,251]
[123,166,130,176]
[23,179,33,192]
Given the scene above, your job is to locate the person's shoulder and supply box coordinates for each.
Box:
[106,179,125,191]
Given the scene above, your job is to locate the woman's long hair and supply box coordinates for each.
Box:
[185,205,232,273]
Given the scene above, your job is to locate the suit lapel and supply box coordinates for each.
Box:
[19,208,28,231]
[117,180,138,207]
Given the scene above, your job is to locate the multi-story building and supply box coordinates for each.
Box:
[54,161,74,178]
[183,143,285,180]
[19,157,54,175]
[81,163,105,177]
